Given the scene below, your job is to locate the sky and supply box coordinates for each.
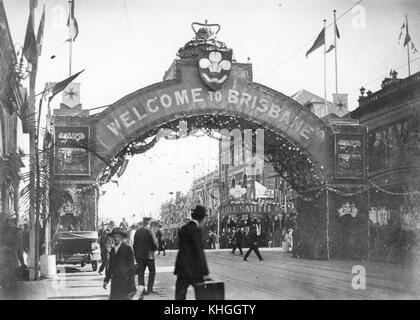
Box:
[4,0,420,223]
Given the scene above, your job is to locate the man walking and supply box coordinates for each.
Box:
[133,218,158,295]
[156,224,166,256]
[103,228,136,300]
[243,224,264,261]
[231,227,243,255]
[98,227,113,275]
[174,205,211,300]
[119,218,129,231]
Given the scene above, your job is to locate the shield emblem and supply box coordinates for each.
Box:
[198,49,232,90]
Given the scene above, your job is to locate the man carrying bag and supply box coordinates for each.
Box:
[174,205,224,300]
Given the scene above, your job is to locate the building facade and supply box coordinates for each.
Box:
[0,0,27,224]
[351,70,420,262]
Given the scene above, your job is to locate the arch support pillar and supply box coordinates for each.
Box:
[297,123,369,260]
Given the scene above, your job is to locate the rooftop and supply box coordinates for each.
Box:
[351,70,420,119]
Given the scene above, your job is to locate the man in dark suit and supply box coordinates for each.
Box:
[243,224,264,261]
[103,228,136,300]
[231,227,243,255]
[174,205,211,300]
[133,218,158,295]
[98,228,113,275]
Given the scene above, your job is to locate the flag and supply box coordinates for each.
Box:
[62,83,81,108]
[30,0,38,9]
[326,44,335,53]
[48,69,85,103]
[412,42,418,54]
[399,17,417,53]
[23,12,38,63]
[334,20,340,39]
[37,5,45,56]
[398,23,405,42]
[66,0,79,42]
[306,27,325,57]
[404,31,411,47]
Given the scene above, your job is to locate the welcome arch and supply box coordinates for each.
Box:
[90,60,333,184]
[55,25,368,260]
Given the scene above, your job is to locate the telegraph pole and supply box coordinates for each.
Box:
[28,0,38,280]
[406,13,411,77]
[323,19,328,116]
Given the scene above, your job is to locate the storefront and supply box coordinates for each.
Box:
[219,202,294,248]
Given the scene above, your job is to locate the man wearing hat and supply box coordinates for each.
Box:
[103,228,136,300]
[98,227,113,275]
[174,205,211,300]
[133,217,158,295]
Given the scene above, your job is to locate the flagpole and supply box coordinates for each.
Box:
[333,10,338,94]
[68,0,73,77]
[406,13,411,77]
[323,19,327,116]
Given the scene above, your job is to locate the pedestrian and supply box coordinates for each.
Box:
[98,222,107,239]
[243,224,264,261]
[98,228,113,275]
[103,228,136,300]
[207,230,216,249]
[156,224,166,256]
[129,224,137,246]
[231,227,243,255]
[133,218,158,295]
[119,218,129,231]
[174,205,211,300]
[292,227,301,258]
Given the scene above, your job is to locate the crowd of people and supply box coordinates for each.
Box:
[90,206,303,300]
[97,206,212,300]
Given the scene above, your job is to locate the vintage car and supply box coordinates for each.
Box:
[53,231,101,271]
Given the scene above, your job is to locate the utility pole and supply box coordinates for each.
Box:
[333,10,338,94]
[217,139,223,249]
[323,19,328,116]
[27,1,38,280]
[406,13,411,77]
[68,0,73,76]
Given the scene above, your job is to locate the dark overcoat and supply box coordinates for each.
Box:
[104,242,136,300]
[174,221,209,279]
[133,226,158,260]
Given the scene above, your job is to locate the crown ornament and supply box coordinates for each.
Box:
[177,20,230,60]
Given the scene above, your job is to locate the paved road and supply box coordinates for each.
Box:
[46,249,420,300]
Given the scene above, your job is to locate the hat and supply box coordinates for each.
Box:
[143,217,152,225]
[191,205,208,218]
[109,227,128,238]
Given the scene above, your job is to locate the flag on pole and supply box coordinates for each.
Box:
[399,19,417,53]
[334,19,340,39]
[66,0,79,42]
[23,11,38,63]
[48,69,85,103]
[36,5,45,56]
[326,44,335,54]
[306,27,325,57]
[398,23,405,42]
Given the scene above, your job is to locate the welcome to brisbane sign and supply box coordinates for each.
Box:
[92,61,331,171]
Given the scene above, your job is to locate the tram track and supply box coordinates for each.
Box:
[207,254,408,300]
[208,251,419,296]
[208,257,375,300]
[261,254,420,296]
